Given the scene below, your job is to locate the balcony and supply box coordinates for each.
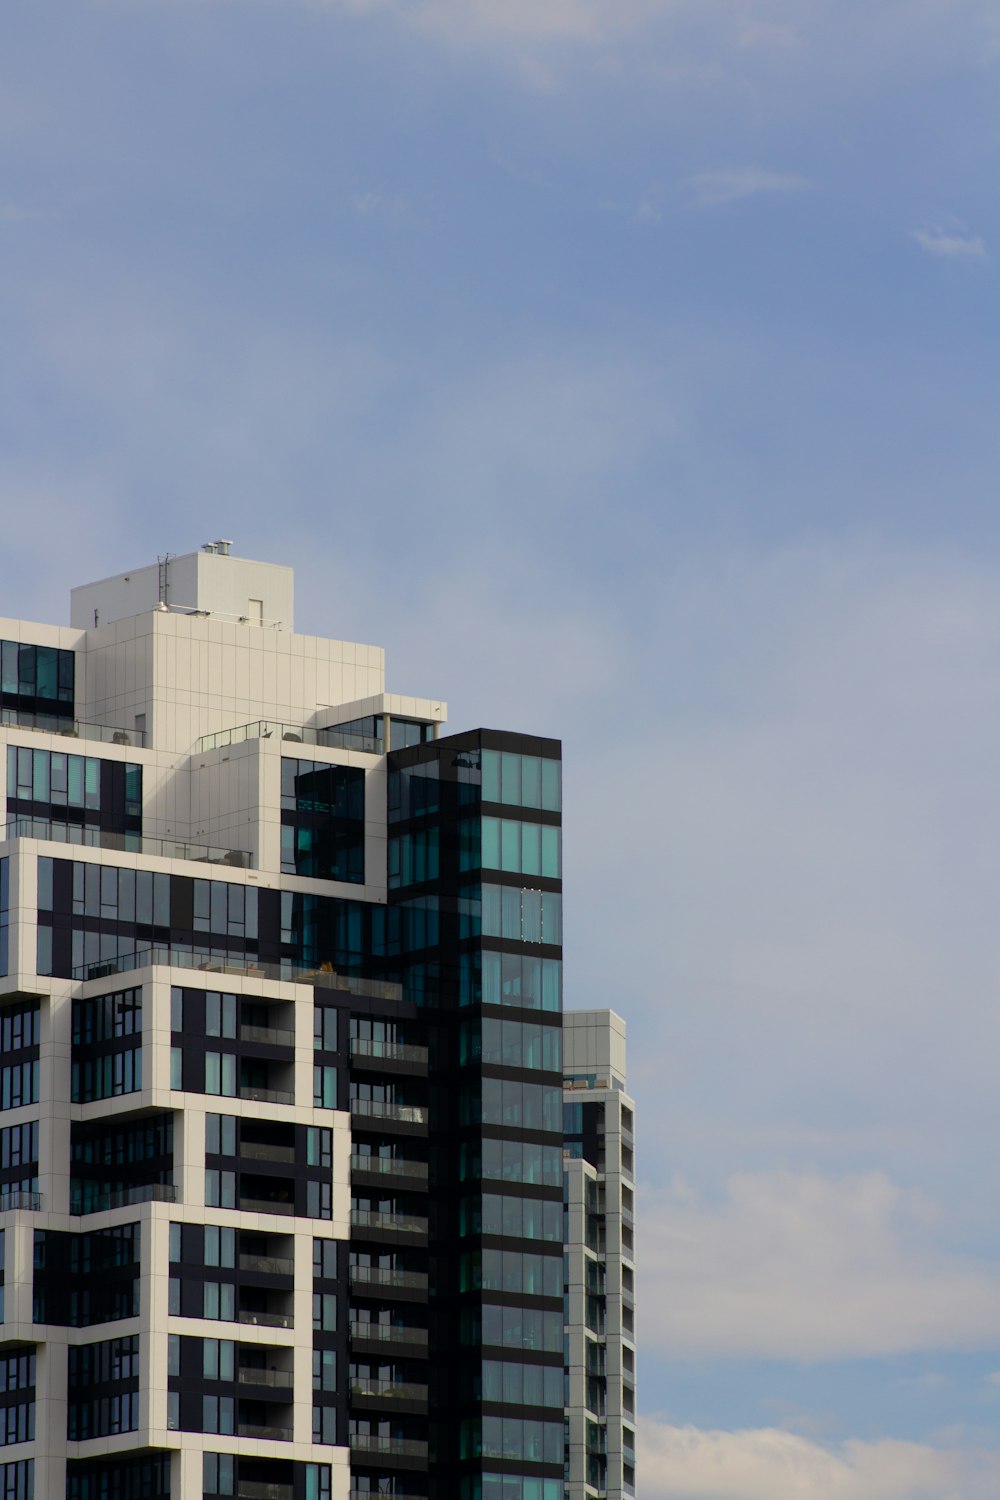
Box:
[351,1155,428,1184]
[351,1038,428,1069]
[70,945,402,999]
[239,1085,295,1106]
[238,1367,293,1388]
[0,707,147,747]
[5,815,250,867]
[349,1435,429,1461]
[240,1022,295,1047]
[0,1191,43,1212]
[238,1310,293,1329]
[73,1182,177,1214]
[350,1266,428,1295]
[240,1142,296,1165]
[238,1196,295,1217]
[351,1099,427,1127]
[237,1485,292,1500]
[237,1422,291,1442]
[196,718,384,756]
[350,1379,429,1404]
[350,1323,428,1350]
[351,1209,428,1237]
[239,1253,294,1276]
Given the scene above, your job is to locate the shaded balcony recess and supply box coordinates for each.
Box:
[350,1379,429,1403]
[239,1085,294,1105]
[237,1367,294,1388]
[240,1022,295,1047]
[350,1155,428,1182]
[350,1100,428,1126]
[348,1435,429,1460]
[349,1266,428,1293]
[351,1210,429,1235]
[350,1323,428,1348]
[238,1310,293,1330]
[351,1038,429,1067]
[240,1142,296,1165]
[239,1253,294,1275]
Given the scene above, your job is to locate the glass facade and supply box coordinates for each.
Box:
[0,641,74,724]
[386,729,564,1496]
[6,747,141,840]
[281,758,365,883]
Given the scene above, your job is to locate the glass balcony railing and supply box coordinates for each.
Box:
[348,1435,429,1460]
[237,1367,293,1388]
[351,1038,429,1067]
[350,1155,428,1182]
[349,1266,429,1292]
[0,1191,43,1211]
[71,945,401,1000]
[350,1379,429,1403]
[351,1209,429,1236]
[5,816,250,867]
[350,1099,428,1126]
[196,719,383,756]
[349,1323,428,1348]
[1,707,146,747]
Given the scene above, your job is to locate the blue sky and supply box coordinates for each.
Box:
[5,2,1000,1494]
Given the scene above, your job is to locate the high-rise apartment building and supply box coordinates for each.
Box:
[562,1013,636,1499]
[0,545,632,1500]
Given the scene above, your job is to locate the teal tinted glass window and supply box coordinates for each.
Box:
[481,750,560,811]
[480,819,561,878]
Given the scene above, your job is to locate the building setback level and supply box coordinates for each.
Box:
[0,545,636,1500]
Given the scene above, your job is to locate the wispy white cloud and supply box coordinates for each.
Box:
[641,1171,1000,1360]
[688,167,812,207]
[637,1419,1000,1500]
[914,226,987,260]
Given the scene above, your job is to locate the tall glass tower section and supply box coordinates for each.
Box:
[387,732,564,1500]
